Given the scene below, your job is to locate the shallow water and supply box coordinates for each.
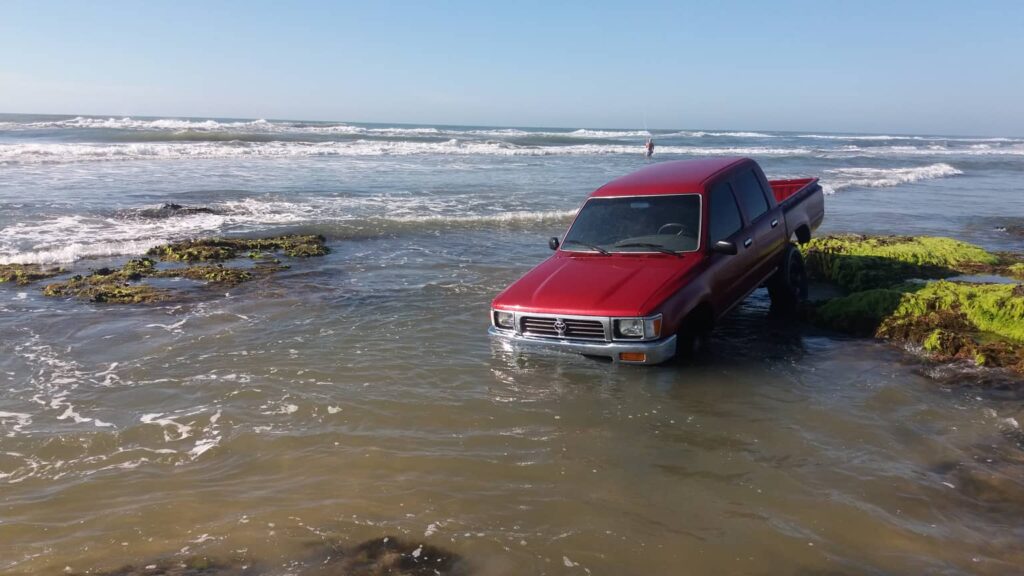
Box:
[1,116,1023,574]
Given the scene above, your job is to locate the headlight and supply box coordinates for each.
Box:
[614,318,644,339]
[613,314,662,340]
[493,310,515,329]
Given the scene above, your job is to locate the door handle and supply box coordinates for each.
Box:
[770,219,779,228]
[743,238,753,248]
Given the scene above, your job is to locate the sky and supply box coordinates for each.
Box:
[1,0,1022,136]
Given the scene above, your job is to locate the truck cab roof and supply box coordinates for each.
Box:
[591,157,750,198]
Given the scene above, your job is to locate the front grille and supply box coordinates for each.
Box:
[520,316,607,340]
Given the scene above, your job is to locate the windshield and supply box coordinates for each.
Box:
[562,195,701,253]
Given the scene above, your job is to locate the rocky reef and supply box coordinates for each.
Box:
[0,263,64,285]
[147,235,328,262]
[803,235,1024,375]
[3,235,328,304]
[69,535,467,576]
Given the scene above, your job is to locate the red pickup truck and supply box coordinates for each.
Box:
[489,157,824,364]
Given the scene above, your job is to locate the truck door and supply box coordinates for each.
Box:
[731,168,787,285]
[706,180,755,312]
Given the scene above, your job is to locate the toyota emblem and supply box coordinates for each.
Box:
[553,318,567,336]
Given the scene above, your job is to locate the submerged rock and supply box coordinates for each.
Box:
[134,203,221,219]
[147,235,328,262]
[71,536,466,576]
[154,265,255,286]
[804,235,1024,375]
[41,235,324,304]
[308,536,466,576]
[68,555,257,576]
[0,263,64,285]
[43,269,170,304]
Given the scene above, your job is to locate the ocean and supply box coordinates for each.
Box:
[1,114,1022,574]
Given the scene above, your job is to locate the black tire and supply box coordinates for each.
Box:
[767,243,808,312]
[675,307,713,360]
[676,329,709,359]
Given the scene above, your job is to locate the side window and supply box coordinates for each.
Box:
[709,182,742,243]
[732,169,770,222]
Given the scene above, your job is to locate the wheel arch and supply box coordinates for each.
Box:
[794,224,811,244]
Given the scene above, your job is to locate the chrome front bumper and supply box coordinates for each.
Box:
[488,326,677,365]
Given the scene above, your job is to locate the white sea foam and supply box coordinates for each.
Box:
[0,191,577,264]
[385,209,576,225]
[671,130,776,138]
[0,116,278,132]
[564,128,652,138]
[0,117,655,139]
[0,412,33,437]
[821,163,963,193]
[13,335,120,433]
[800,133,1019,143]
[820,144,1024,158]
[0,140,818,164]
[5,138,1021,166]
[140,413,194,441]
[0,198,316,265]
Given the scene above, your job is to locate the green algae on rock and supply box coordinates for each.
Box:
[805,235,1024,374]
[43,273,170,304]
[42,261,259,304]
[155,265,255,286]
[147,235,328,262]
[802,235,1002,292]
[0,263,64,285]
[43,235,326,304]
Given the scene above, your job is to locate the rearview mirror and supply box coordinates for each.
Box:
[710,240,737,255]
[549,237,560,250]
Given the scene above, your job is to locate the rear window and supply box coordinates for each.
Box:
[732,169,770,222]
[709,182,742,242]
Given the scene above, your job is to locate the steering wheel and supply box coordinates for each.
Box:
[658,222,695,237]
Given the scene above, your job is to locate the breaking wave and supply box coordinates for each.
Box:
[670,130,776,138]
[0,197,576,265]
[799,133,1020,143]
[0,117,652,139]
[821,163,963,193]
[0,141,817,164]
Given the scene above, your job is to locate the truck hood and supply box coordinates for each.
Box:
[491,252,704,317]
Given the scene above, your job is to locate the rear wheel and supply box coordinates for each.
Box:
[767,243,808,312]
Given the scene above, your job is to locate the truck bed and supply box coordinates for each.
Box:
[769,177,824,242]
[769,178,818,205]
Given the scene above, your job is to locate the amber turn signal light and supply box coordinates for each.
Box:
[619,352,647,362]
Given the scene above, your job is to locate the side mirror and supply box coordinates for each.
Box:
[549,237,560,250]
[710,240,737,255]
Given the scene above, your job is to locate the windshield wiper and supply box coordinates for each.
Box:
[614,242,682,257]
[563,240,610,255]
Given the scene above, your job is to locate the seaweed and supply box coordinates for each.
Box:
[147,235,328,262]
[803,235,1024,375]
[39,235,325,304]
[801,235,1001,292]
[43,272,170,304]
[154,265,254,286]
[0,263,64,285]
